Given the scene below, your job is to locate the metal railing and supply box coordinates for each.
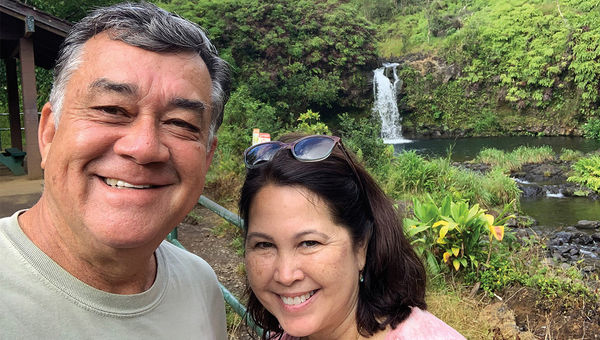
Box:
[167,195,263,336]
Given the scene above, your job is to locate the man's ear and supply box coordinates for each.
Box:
[38,102,56,169]
[206,136,218,167]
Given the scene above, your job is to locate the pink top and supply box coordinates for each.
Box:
[384,307,465,340]
[278,307,465,340]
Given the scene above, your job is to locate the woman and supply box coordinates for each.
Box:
[239,134,465,340]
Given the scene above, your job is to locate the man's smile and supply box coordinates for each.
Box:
[102,177,157,189]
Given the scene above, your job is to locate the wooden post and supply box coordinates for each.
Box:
[19,37,43,179]
[5,58,23,151]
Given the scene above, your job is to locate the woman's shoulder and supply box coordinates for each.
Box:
[385,307,466,340]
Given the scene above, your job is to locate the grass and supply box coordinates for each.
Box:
[426,287,494,340]
[474,146,555,172]
[381,151,520,210]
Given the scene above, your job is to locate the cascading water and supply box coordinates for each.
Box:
[372,63,410,144]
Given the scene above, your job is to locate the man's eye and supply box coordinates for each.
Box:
[166,119,200,133]
[93,106,123,115]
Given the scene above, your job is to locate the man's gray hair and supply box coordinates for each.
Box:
[49,2,231,143]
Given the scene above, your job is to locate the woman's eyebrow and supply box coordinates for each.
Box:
[294,230,329,240]
[246,232,274,242]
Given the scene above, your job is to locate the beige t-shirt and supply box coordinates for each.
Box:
[0,211,227,339]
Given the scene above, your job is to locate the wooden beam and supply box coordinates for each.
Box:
[0,1,71,37]
[19,37,42,179]
[5,57,22,150]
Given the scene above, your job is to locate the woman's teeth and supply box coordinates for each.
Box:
[104,177,152,189]
[281,290,316,305]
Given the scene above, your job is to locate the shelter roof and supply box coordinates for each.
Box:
[0,0,72,69]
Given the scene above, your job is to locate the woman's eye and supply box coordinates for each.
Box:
[254,242,273,249]
[300,240,320,247]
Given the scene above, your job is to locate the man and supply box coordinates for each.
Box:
[0,2,230,338]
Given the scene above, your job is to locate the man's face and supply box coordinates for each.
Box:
[38,33,215,251]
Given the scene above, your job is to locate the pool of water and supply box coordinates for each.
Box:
[393,136,600,162]
[521,196,600,229]
[391,136,600,228]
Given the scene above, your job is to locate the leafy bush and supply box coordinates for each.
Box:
[567,155,600,193]
[582,118,600,141]
[337,113,392,176]
[162,0,379,123]
[403,195,513,274]
[295,110,330,136]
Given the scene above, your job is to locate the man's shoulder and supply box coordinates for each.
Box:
[157,240,215,275]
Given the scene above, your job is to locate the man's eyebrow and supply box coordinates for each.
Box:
[89,78,137,96]
[171,97,206,113]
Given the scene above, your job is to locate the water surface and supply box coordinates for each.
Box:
[393,136,600,161]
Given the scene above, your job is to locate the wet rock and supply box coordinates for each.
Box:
[576,220,600,230]
[592,233,600,242]
[550,231,572,245]
[519,184,545,198]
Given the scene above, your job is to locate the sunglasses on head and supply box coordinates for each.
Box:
[244,135,344,168]
[243,135,365,192]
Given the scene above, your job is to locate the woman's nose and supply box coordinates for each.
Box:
[273,254,304,286]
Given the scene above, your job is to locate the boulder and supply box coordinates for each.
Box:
[576,220,600,230]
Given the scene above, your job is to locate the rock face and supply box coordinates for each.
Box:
[513,161,600,199]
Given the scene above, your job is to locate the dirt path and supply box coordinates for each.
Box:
[176,204,255,340]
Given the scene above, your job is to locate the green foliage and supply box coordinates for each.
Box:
[567,155,600,193]
[295,110,330,135]
[474,146,554,172]
[383,151,520,209]
[403,195,513,274]
[337,113,392,176]
[22,0,123,22]
[161,0,379,124]
[582,118,600,141]
[467,238,598,301]
[377,0,600,134]
[559,148,583,162]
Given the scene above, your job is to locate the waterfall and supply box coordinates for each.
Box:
[372,63,410,144]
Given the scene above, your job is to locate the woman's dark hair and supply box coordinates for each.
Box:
[239,134,427,339]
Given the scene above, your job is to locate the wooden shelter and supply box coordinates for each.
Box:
[0,0,71,178]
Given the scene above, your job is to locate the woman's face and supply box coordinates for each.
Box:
[245,184,366,338]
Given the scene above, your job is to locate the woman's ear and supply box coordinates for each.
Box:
[38,102,56,169]
[356,240,368,272]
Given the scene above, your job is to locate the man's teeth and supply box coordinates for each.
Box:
[104,178,152,189]
[281,291,315,305]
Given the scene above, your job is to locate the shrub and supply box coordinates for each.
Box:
[567,155,600,193]
[582,117,600,141]
[403,195,513,274]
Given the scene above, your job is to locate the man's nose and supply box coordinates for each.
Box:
[113,116,170,164]
[273,253,304,286]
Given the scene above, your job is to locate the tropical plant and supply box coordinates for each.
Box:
[295,110,330,136]
[567,155,600,193]
[582,118,600,141]
[403,195,513,274]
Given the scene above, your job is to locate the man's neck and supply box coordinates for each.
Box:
[18,199,158,294]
